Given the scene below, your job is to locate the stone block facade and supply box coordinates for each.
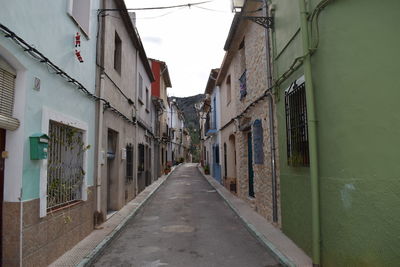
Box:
[217,1,281,227]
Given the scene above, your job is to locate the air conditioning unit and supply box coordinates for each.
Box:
[231,0,244,12]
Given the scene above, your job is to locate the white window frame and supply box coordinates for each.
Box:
[40,107,88,217]
[67,0,92,37]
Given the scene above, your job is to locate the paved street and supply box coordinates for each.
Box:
[93,164,280,267]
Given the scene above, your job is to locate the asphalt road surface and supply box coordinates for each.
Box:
[93,163,280,267]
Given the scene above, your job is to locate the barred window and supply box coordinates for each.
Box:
[285,81,309,166]
[126,144,133,183]
[138,143,144,172]
[239,70,247,100]
[47,121,85,211]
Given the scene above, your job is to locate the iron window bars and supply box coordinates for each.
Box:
[285,80,310,166]
[47,121,84,210]
[239,70,247,100]
[126,144,134,183]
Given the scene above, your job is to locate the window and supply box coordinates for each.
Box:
[146,87,149,111]
[285,81,309,166]
[239,38,246,70]
[138,143,145,172]
[138,74,143,102]
[114,31,122,73]
[239,38,247,100]
[212,97,217,129]
[0,60,16,118]
[226,75,231,104]
[47,121,84,211]
[126,144,133,183]
[68,0,91,36]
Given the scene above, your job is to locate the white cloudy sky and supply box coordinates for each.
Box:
[124,0,234,97]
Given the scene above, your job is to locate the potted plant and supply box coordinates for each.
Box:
[164,162,172,174]
[204,164,210,175]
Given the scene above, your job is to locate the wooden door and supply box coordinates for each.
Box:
[247,132,254,197]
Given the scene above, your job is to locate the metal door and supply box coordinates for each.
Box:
[247,132,254,197]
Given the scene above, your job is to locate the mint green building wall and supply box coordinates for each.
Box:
[272,0,400,265]
[0,0,99,201]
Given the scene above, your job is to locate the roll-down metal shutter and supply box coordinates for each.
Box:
[0,67,19,130]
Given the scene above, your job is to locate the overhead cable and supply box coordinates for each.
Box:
[0,23,136,125]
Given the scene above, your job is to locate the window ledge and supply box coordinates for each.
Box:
[47,200,84,215]
[138,98,144,105]
[145,108,150,113]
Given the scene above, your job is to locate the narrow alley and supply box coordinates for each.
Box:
[93,164,280,267]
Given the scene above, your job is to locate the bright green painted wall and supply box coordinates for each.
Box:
[273,0,400,265]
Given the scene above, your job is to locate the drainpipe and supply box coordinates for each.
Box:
[134,50,138,196]
[95,0,106,216]
[263,0,278,224]
[19,188,23,267]
[298,0,321,265]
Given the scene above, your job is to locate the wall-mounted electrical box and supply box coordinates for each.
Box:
[29,133,49,160]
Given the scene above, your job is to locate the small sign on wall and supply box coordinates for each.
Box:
[253,119,264,164]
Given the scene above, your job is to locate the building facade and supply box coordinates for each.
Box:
[0,0,100,265]
[207,1,280,224]
[271,0,400,265]
[96,0,155,221]
[149,59,171,174]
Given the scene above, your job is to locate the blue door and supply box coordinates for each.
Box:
[212,144,221,183]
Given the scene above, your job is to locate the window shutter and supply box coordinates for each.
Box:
[69,0,91,36]
[0,67,19,130]
[0,68,16,117]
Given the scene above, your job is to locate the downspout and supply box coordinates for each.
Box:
[95,0,106,216]
[19,188,23,267]
[134,50,138,196]
[298,0,321,265]
[263,0,278,224]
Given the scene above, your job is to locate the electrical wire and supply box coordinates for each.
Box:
[136,7,188,19]
[103,0,215,12]
[0,23,136,125]
[309,0,335,51]
[194,6,229,13]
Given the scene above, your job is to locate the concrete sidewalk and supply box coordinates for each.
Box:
[49,165,180,267]
[197,165,312,267]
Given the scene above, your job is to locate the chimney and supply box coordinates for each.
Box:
[128,12,136,26]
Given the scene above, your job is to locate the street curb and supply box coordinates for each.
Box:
[196,164,295,267]
[77,164,181,267]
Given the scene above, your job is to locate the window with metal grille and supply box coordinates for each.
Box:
[47,121,85,210]
[138,143,144,172]
[0,66,16,117]
[126,144,133,183]
[239,70,247,100]
[285,81,309,166]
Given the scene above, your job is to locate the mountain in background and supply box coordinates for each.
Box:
[170,94,204,162]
